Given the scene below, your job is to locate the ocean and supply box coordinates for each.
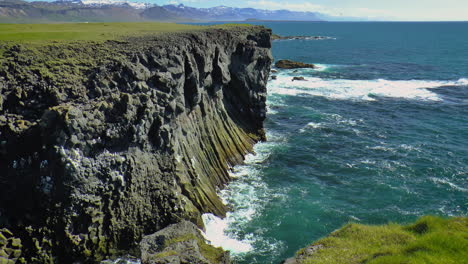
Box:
[202,22,468,264]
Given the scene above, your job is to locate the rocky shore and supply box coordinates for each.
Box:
[275,59,316,69]
[272,34,335,41]
[0,25,272,263]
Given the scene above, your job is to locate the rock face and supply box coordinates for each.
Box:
[140,221,229,264]
[275,60,315,69]
[0,26,272,262]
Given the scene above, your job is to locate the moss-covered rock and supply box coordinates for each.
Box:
[140,221,229,264]
[0,229,25,264]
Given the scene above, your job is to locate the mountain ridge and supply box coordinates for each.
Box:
[0,0,325,22]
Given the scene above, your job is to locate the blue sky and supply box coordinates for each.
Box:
[152,0,468,21]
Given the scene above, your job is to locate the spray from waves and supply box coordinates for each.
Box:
[202,133,284,256]
[268,74,468,101]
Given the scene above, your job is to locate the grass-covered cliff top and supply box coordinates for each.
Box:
[291,216,467,264]
[0,22,253,43]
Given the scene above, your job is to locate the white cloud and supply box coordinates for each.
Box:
[246,0,326,12]
[246,0,396,19]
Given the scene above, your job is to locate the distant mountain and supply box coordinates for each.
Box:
[0,0,183,23]
[162,4,323,21]
[0,0,325,23]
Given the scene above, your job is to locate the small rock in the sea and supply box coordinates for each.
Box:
[292,77,307,81]
[275,59,315,69]
[271,75,277,80]
[271,69,278,73]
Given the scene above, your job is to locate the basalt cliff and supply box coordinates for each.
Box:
[0,25,272,263]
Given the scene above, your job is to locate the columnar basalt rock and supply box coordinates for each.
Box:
[0,26,272,262]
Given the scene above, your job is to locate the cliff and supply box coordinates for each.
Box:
[0,24,272,263]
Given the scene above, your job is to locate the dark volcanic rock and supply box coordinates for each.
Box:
[0,26,272,263]
[292,76,307,81]
[140,221,230,264]
[275,60,315,69]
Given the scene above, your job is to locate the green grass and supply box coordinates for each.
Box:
[0,22,254,44]
[0,22,204,43]
[296,216,468,264]
[0,22,256,87]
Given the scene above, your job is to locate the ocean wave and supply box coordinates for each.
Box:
[456,78,468,85]
[268,75,468,101]
[202,213,253,253]
[430,177,468,192]
[202,139,282,255]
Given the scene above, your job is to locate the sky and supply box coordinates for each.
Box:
[151,0,468,21]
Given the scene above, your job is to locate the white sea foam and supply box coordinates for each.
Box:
[202,137,282,255]
[430,177,468,192]
[268,74,468,101]
[202,213,253,253]
[305,122,324,129]
[456,78,468,85]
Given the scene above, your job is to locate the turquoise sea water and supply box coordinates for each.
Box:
[203,22,468,264]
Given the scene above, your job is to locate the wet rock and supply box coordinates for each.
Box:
[292,76,307,81]
[271,75,277,80]
[275,60,315,69]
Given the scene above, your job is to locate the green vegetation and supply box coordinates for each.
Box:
[0,22,254,43]
[295,216,468,264]
[0,22,203,43]
[0,22,254,94]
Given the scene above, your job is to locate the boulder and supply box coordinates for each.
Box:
[140,221,230,264]
[292,77,307,81]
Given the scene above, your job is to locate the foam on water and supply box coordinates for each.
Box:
[202,133,283,256]
[430,177,468,193]
[202,213,253,253]
[268,73,468,101]
[457,78,468,85]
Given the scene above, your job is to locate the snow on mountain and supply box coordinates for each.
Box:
[79,0,153,9]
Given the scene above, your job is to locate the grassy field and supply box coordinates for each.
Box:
[0,22,207,42]
[295,216,468,264]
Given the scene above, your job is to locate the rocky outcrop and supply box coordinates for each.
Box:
[0,26,272,262]
[275,60,315,69]
[140,221,229,264]
[292,77,306,81]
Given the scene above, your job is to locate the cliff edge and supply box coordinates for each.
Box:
[0,24,272,262]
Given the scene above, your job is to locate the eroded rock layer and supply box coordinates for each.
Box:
[0,26,272,262]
